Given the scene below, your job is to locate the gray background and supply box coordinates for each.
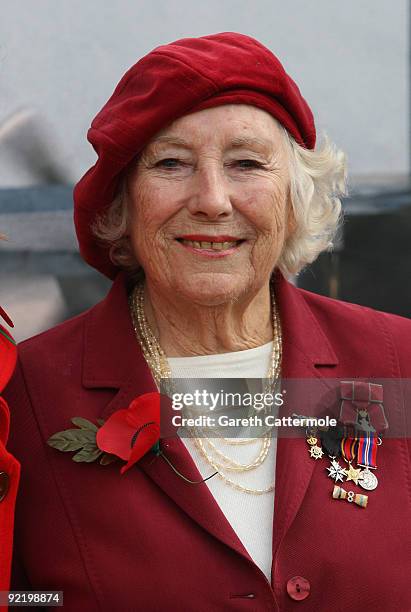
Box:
[0,0,408,185]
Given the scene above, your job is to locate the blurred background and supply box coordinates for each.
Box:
[0,0,410,341]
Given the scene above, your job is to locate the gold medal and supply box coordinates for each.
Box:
[345,463,363,485]
[306,434,323,460]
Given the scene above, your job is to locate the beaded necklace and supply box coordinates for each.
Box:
[129,280,282,494]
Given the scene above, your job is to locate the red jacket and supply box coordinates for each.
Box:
[4,272,411,611]
[0,312,20,604]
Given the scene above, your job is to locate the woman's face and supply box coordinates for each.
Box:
[126,104,292,305]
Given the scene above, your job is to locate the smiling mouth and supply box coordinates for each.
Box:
[175,238,245,251]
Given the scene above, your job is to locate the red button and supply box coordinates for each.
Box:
[0,472,10,502]
[286,576,310,601]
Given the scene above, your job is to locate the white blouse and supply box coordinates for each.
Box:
[168,341,276,582]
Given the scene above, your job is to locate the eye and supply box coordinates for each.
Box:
[155,158,182,169]
[232,159,264,170]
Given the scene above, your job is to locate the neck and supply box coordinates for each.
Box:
[141,280,273,357]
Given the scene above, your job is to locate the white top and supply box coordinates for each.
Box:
[168,341,276,582]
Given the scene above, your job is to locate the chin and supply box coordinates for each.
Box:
[171,272,252,306]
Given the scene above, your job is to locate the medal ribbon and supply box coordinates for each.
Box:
[341,430,357,463]
[339,381,388,432]
[357,432,378,469]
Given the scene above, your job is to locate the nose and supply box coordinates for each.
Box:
[186,164,233,220]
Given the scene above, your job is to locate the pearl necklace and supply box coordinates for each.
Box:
[129,280,282,494]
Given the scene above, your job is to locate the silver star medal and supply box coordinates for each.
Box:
[326,458,347,483]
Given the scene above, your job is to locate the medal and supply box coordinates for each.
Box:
[339,397,383,493]
[358,469,378,491]
[357,432,379,490]
[339,381,388,432]
[345,463,363,485]
[340,430,364,485]
[332,485,368,508]
[306,435,324,460]
[299,381,386,508]
[326,457,347,483]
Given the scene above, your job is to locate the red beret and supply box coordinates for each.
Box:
[74,31,316,278]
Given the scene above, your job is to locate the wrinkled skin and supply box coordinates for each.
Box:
[126,104,293,356]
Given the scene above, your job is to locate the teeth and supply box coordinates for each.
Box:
[180,239,239,250]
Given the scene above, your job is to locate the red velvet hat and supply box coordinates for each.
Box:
[74,31,316,278]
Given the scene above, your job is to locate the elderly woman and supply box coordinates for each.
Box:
[5,33,411,612]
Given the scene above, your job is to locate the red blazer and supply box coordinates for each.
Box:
[0,314,20,604]
[4,272,411,612]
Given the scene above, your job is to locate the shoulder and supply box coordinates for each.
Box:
[297,285,411,333]
[17,307,92,367]
[298,285,410,326]
[8,308,99,411]
[4,307,97,432]
[297,286,411,375]
[16,273,127,380]
[16,274,126,366]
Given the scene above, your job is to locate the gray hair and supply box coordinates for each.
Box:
[278,126,346,276]
[92,129,347,278]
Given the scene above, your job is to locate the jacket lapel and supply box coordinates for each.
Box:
[271,274,338,553]
[83,272,253,564]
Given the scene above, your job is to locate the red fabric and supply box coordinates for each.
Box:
[0,319,20,611]
[0,324,16,391]
[0,431,20,596]
[73,32,316,279]
[96,393,161,474]
[4,273,411,611]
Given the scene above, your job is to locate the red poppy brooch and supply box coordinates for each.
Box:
[47,392,161,475]
[47,392,217,484]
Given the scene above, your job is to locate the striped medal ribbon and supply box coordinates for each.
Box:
[356,432,379,491]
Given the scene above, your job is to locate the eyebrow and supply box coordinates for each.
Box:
[149,135,273,150]
[228,136,273,150]
[149,136,190,147]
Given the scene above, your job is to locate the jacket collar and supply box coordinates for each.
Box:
[82,272,150,389]
[272,272,338,370]
[83,271,339,587]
